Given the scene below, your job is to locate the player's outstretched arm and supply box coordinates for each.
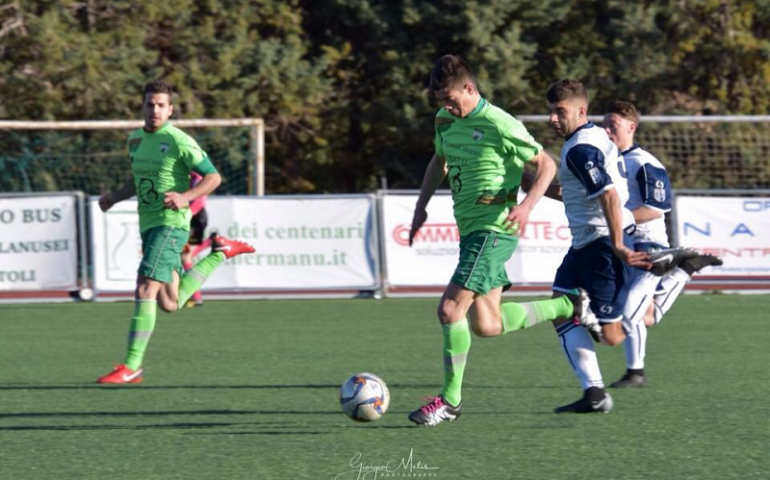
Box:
[598,188,651,269]
[99,177,136,212]
[409,154,447,246]
[164,172,221,210]
[521,170,563,201]
[519,150,557,207]
[505,150,557,233]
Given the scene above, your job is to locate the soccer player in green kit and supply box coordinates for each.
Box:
[97,80,255,384]
[407,55,592,426]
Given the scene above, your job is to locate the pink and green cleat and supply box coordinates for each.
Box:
[408,395,462,427]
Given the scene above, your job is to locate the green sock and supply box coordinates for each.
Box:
[177,251,226,309]
[125,300,157,370]
[441,319,471,407]
[500,296,574,334]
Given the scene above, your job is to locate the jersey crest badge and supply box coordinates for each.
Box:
[654,180,666,202]
[159,142,170,153]
[472,128,484,141]
[585,161,601,184]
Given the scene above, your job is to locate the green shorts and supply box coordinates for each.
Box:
[450,230,519,294]
[138,226,188,283]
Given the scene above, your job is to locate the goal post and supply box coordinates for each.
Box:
[0,118,266,196]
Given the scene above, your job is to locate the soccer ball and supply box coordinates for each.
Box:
[339,372,390,422]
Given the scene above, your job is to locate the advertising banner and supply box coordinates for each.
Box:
[90,196,379,293]
[381,193,571,289]
[0,195,79,291]
[675,196,770,276]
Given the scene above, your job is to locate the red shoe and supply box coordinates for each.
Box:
[97,364,143,384]
[210,233,255,259]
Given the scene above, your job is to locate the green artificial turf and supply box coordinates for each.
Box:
[0,295,767,479]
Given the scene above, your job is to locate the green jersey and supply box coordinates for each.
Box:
[127,122,208,233]
[434,98,542,236]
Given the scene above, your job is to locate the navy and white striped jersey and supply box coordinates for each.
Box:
[622,145,671,247]
[559,122,635,249]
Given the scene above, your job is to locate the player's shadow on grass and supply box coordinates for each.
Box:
[0,409,340,419]
[188,431,331,435]
[0,422,236,431]
[0,412,340,434]
[0,422,332,435]
[0,382,562,391]
[0,383,341,391]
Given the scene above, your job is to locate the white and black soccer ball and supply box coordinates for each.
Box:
[339,372,390,422]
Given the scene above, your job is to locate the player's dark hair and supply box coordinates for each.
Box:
[430,55,476,91]
[143,79,174,103]
[546,79,588,104]
[606,100,640,125]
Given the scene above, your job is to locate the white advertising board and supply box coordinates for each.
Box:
[0,195,79,291]
[90,196,378,293]
[381,193,571,289]
[675,196,770,277]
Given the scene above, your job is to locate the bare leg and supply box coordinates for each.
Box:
[157,270,180,312]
